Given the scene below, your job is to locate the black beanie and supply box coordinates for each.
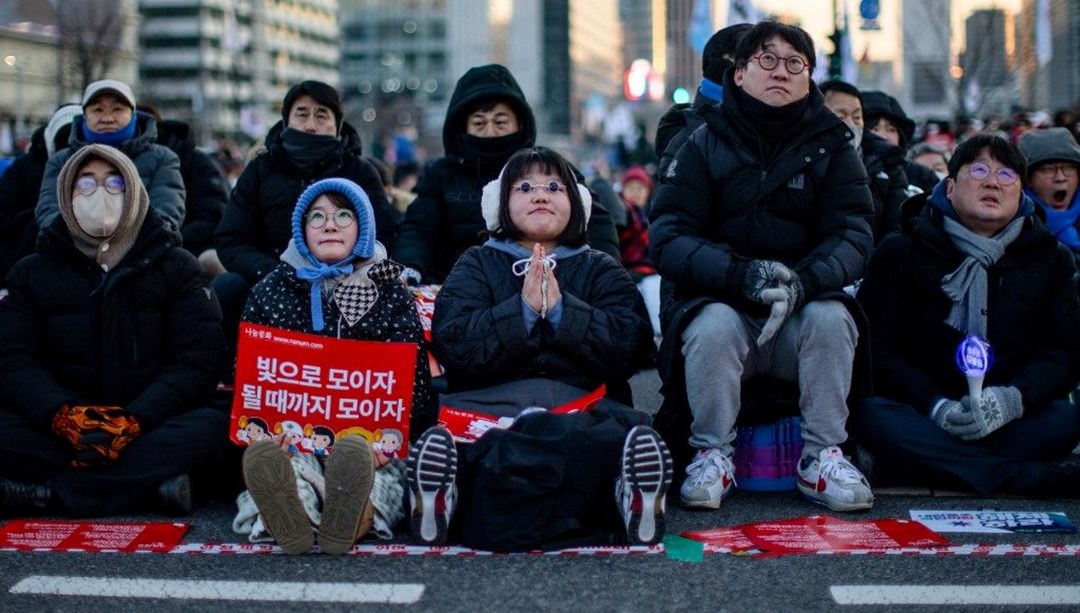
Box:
[702,23,753,83]
[281,80,344,129]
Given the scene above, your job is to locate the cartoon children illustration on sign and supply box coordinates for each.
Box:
[373,428,403,467]
[308,425,335,456]
[236,417,271,444]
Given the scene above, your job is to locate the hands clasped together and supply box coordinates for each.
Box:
[520,243,561,319]
[743,259,804,346]
[52,404,141,467]
[932,386,1024,440]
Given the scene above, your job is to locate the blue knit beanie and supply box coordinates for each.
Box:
[290,178,377,330]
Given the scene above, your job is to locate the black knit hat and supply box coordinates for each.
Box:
[702,23,753,83]
[862,91,916,148]
[281,80,344,130]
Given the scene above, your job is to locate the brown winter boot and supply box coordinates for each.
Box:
[243,440,314,555]
[318,436,375,554]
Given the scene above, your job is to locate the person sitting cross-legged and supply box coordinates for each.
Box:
[855,134,1080,497]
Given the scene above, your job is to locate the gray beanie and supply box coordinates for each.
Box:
[1018,127,1080,172]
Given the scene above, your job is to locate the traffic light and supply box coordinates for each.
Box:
[828,30,843,80]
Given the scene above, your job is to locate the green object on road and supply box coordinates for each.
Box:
[663,534,704,562]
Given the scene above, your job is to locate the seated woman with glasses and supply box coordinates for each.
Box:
[405,147,670,552]
[233,178,434,555]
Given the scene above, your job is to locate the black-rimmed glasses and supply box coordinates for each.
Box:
[750,52,809,75]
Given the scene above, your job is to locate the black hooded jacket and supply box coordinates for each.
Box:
[215,120,399,286]
[0,126,48,281]
[155,119,228,257]
[860,131,910,243]
[392,64,620,283]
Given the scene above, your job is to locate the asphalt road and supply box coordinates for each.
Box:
[3,370,1080,612]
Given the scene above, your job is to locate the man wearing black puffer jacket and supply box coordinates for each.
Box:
[392,64,619,284]
[213,81,399,349]
[650,21,875,514]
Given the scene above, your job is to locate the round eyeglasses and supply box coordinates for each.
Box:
[75,175,125,197]
[1034,163,1078,178]
[750,52,809,75]
[513,181,565,195]
[965,162,1020,186]
[306,208,356,228]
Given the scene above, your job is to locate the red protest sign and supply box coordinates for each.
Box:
[740,515,948,557]
[0,520,189,553]
[231,323,418,458]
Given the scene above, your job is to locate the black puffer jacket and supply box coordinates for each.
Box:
[861,131,910,243]
[432,244,654,404]
[243,257,437,437]
[393,64,619,283]
[215,121,398,286]
[857,189,1080,414]
[0,126,47,280]
[156,119,228,257]
[655,91,714,184]
[650,75,874,325]
[0,210,227,432]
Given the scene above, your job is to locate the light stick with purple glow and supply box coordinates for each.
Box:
[955,335,993,398]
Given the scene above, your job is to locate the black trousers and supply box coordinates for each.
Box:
[856,395,1080,495]
[0,407,230,517]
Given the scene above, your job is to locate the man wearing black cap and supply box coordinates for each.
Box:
[213,80,398,349]
[655,23,752,181]
[1019,128,1080,266]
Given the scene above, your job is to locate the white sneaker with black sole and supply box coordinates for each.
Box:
[617,425,673,546]
[408,426,458,545]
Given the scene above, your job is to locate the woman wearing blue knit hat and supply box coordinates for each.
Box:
[232,178,434,554]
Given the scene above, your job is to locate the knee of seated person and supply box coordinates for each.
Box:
[683,302,745,345]
[799,300,855,335]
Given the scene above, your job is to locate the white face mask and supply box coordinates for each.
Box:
[847,124,863,150]
[72,190,124,237]
[935,170,948,180]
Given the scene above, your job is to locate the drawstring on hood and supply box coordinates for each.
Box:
[288,177,377,331]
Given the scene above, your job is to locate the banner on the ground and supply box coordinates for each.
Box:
[231,323,417,457]
[910,509,1077,534]
[0,520,188,552]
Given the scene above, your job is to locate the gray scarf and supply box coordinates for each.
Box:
[940,216,1025,337]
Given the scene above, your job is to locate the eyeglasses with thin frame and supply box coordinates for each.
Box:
[513,181,565,195]
[965,162,1020,186]
[750,52,809,75]
[75,175,125,197]
[306,208,356,229]
[1034,163,1078,178]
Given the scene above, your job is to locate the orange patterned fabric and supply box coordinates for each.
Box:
[51,405,141,467]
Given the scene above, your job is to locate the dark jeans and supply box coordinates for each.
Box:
[0,407,231,517]
[855,395,1080,495]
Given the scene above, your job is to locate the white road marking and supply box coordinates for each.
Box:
[832,585,1080,605]
[10,576,424,603]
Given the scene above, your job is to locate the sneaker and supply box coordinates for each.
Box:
[679,448,736,509]
[408,426,457,545]
[797,446,874,511]
[617,426,673,545]
[242,440,313,555]
[157,474,192,516]
[318,436,375,555]
[0,477,54,517]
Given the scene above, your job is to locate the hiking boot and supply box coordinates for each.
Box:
[616,426,673,545]
[158,474,192,516]
[1034,455,1080,498]
[797,446,874,511]
[0,477,54,517]
[408,426,457,545]
[318,436,375,555]
[679,448,736,509]
[243,440,313,555]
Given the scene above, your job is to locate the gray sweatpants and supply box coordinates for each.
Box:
[681,300,857,458]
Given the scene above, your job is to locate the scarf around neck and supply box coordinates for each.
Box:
[940,216,1025,337]
[1026,187,1080,251]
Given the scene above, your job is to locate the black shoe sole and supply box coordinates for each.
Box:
[622,426,673,545]
[408,427,457,545]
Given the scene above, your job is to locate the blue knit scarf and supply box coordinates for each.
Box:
[81,116,137,146]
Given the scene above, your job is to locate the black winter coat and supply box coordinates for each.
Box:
[857,193,1080,414]
[215,121,399,286]
[392,64,620,283]
[0,126,47,281]
[0,210,227,432]
[654,90,714,184]
[861,131,910,243]
[156,119,228,257]
[431,245,654,404]
[242,260,437,435]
